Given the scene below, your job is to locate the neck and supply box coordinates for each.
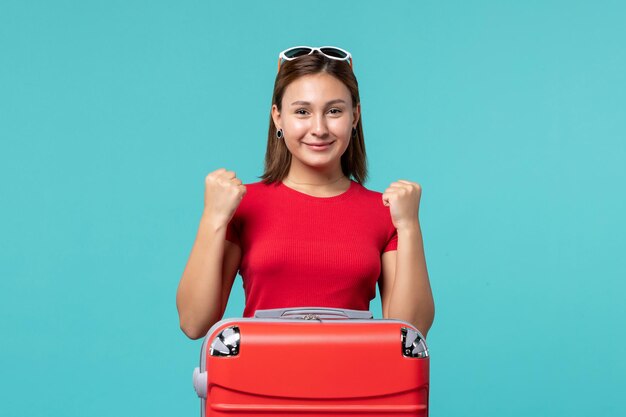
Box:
[284,161,347,187]
[285,174,346,186]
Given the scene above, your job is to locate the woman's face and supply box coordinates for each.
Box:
[272,73,360,173]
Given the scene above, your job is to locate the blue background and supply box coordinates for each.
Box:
[1,1,624,416]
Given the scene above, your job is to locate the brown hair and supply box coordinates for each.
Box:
[258,52,368,185]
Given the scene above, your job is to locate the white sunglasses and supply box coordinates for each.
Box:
[277,46,353,72]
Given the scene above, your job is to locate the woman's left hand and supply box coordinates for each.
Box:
[382,180,422,231]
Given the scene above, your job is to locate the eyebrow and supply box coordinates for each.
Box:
[290,99,347,106]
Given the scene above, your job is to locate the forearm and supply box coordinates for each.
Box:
[176,213,226,339]
[387,224,435,337]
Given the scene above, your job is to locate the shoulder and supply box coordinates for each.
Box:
[351,181,386,206]
[236,180,280,210]
[244,180,281,190]
[241,180,280,196]
[351,182,395,227]
[354,181,383,197]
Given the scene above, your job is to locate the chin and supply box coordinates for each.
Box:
[296,156,336,168]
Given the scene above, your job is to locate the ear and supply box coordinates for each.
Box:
[353,102,361,127]
[271,104,281,129]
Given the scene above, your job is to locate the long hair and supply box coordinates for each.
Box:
[258,52,368,185]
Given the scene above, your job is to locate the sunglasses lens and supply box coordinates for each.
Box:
[284,47,312,59]
[320,47,348,59]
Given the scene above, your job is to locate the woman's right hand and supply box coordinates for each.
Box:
[203,168,247,227]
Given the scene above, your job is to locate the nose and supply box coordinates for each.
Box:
[311,114,329,138]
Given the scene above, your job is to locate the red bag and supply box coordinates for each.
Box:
[192,307,429,416]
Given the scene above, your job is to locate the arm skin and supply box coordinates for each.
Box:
[380,223,435,338]
[176,213,244,340]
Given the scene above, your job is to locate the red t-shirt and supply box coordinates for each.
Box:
[226,179,398,317]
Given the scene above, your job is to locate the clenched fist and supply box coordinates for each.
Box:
[382,180,422,231]
[203,168,247,228]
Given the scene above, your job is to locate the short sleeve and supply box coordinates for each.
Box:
[383,227,398,252]
[225,217,241,247]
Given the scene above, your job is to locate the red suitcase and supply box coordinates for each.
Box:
[192,307,429,416]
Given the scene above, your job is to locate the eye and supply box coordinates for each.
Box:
[294,108,343,115]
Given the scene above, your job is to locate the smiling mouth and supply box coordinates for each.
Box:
[304,141,335,147]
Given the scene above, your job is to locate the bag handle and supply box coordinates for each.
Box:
[254,306,373,320]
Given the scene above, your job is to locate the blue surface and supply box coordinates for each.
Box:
[1,1,624,416]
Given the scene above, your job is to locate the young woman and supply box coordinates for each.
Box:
[176,46,434,340]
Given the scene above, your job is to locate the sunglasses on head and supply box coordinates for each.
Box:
[277,46,353,72]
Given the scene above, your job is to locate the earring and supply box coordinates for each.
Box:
[352,127,357,137]
[276,128,284,139]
